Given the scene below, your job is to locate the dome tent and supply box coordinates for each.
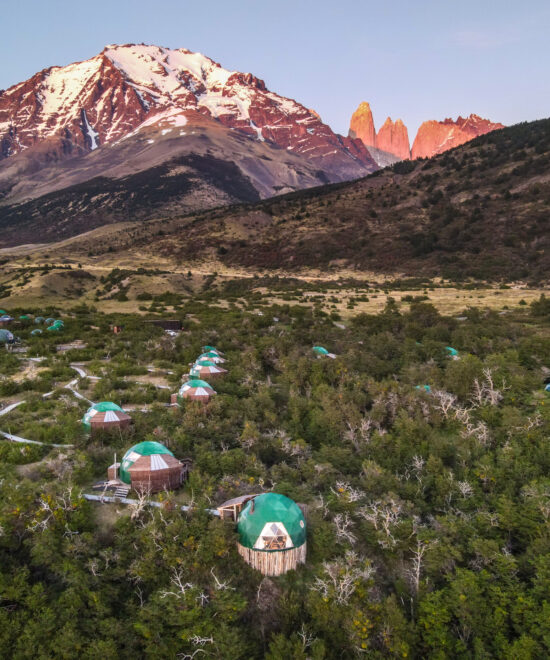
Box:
[35,317,45,324]
[45,318,56,326]
[202,345,223,355]
[83,402,131,433]
[117,440,187,493]
[190,360,227,379]
[313,346,336,359]
[445,346,459,359]
[236,493,307,575]
[545,384,550,393]
[31,329,43,336]
[197,351,226,364]
[177,379,216,404]
[0,329,15,344]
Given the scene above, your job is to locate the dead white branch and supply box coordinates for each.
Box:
[160,568,194,600]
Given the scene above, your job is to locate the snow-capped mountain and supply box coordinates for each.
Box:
[0,44,376,179]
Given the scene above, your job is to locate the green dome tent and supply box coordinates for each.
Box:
[190,360,227,378]
[82,402,130,432]
[19,315,31,321]
[46,324,61,332]
[197,351,226,363]
[313,346,336,359]
[237,493,306,551]
[202,345,222,354]
[0,310,6,315]
[119,440,175,485]
[177,379,216,404]
[445,346,459,358]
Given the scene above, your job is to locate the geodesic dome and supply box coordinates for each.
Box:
[177,379,216,404]
[119,440,185,492]
[83,402,131,433]
[236,493,307,575]
[190,360,227,379]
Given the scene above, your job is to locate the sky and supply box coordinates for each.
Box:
[1,0,549,139]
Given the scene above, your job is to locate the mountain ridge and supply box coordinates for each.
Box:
[0,43,376,179]
[349,101,504,160]
[90,118,548,282]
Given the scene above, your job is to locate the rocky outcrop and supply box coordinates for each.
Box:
[349,102,376,148]
[349,102,503,162]
[376,117,410,160]
[411,114,504,159]
[0,44,377,183]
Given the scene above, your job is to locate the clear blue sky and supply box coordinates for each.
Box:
[2,0,548,138]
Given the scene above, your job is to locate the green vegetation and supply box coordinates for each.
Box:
[0,290,548,658]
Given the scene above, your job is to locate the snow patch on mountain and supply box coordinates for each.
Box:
[81,110,99,150]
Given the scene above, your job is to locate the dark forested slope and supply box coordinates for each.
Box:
[128,118,549,281]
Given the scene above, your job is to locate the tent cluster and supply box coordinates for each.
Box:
[32,316,64,330]
[0,310,66,344]
[84,407,190,494]
[172,345,227,405]
[190,346,227,380]
[83,341,303,574]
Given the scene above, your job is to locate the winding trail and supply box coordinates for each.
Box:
[0,363,94,448]
[0,430,72,449]
[0,360,176,447]
[83,493,219,516]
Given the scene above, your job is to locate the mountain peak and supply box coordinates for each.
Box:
[0,44,377,205]
[376,116,410,160]
[411,113,504,159]
[349,101,376,147]
[349,102,503,161]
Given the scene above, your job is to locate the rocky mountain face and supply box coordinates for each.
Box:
[349,102,503,161]
[349,102,411,162]
[349,102,376,148]
[116,118,546,282]
[0,44,376,192]
[376,117,410,160]
[411,114,505,159]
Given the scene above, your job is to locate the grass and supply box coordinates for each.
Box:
[0,244,546,317]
